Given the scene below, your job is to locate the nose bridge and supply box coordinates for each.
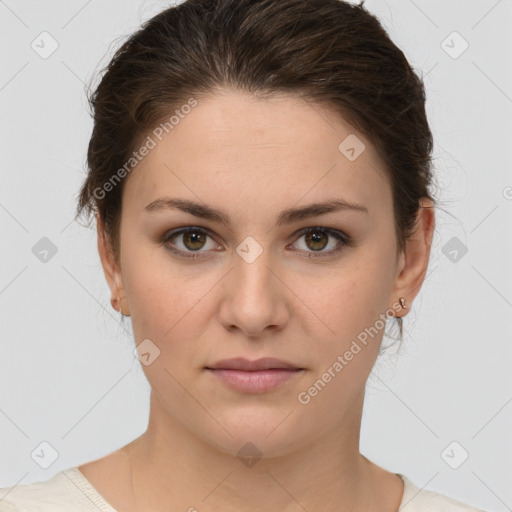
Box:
[219,234,287,336]
[233,234,275,298]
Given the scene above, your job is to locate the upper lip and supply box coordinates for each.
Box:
[205,357,303,371]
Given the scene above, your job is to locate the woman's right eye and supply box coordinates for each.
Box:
[161,227,220,259]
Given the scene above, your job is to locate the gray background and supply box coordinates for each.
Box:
[0,0,511,510]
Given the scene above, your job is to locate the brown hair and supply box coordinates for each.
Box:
[75,0,436,342]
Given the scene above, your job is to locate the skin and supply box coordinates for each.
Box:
[79,89,435,512]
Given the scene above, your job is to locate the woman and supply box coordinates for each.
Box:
[0,0,488,510]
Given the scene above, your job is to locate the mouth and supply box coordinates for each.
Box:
[205,357,304,372]
[204,358,305,393]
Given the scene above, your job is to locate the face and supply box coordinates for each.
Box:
[98,89,433,458]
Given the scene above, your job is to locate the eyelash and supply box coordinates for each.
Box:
[160,226,351,260]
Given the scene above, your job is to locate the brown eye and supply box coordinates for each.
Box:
[161,226,350,261]
[182,230,207,251]
[291,227,349,258]
[161,227,219,259]
[304,230,329,251]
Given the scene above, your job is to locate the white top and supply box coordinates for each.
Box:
[0,467,486,511]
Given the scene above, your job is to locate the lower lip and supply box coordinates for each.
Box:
[206,368,303,393]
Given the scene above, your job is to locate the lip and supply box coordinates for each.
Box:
[204,358,305,394]
[205,357,302,371]
[206,368,304,393]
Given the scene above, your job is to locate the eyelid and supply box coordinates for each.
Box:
[161,225,351,259]
[288,226,349,258]
[161,226,221,258]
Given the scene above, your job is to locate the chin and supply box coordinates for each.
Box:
[190,408,313,461]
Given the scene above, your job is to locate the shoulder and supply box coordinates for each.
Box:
[399,474,487,512]
[0,467,116,512]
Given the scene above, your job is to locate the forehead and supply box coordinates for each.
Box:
[123,90,391,218]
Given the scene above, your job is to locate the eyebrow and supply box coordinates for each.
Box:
[144,197,368,226]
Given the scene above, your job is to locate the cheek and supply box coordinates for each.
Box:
[294,276,385,418]
[121,237,199,321]
[296,265,382,340]
[295,259,390,373]
[128,276,208,347]
[121,249,220,368]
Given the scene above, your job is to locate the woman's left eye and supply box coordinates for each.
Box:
[160,226,350,259]
[291,227,349,258]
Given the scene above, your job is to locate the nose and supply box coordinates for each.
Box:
[217,243,290,338]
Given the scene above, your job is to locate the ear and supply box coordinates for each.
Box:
[96,212,130,316]
[390,198,435,316]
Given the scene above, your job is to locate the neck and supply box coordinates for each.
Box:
[125,389,391,512]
